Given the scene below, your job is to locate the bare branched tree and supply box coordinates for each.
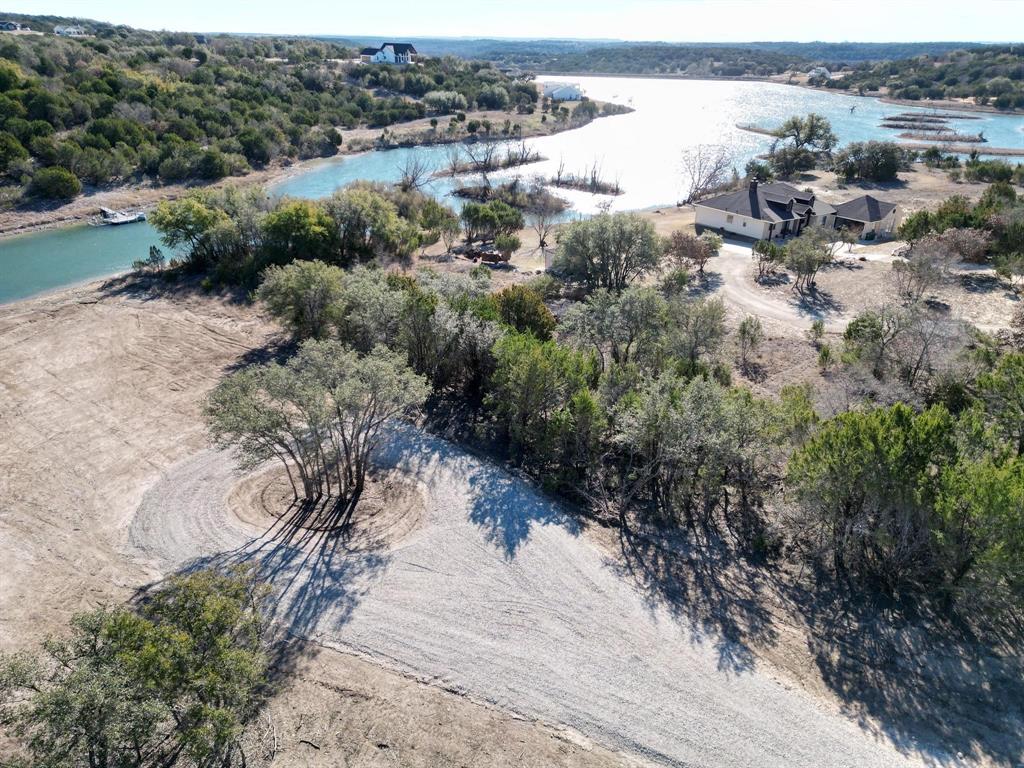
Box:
[527,177,561,251]
[444,144,465,176]
[397,154,431,192]
[680,144,735,205]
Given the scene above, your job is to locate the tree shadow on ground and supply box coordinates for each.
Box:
[958,272,1005,295]
[177,494,392,638]
[687,271,724,298]
[223,335,297,373]
[835,177,909,192]
[376,423,580,559]
[96,271,251,305]
[788,285,844,317]
[755,271,791,287]
[605,510,1024,764]
[782,573,1024,767]
[465,465,579,558]
[607,516,778,674]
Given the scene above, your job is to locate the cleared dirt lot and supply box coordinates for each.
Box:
[0,278,638,767]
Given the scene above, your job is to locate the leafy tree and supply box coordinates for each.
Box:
[262,199,337,265]
[28,166,80,199]
[553,212,662,292]
[326,188,419,265]
[561,286,667,372]
[150,196,228,268]
[771,113,837,153]
[976,353,1024,455]
[784,226,835,291]
[0,131,28,176]
[669,296,727,365]
[256,260,346,340]
[616,374,775,537]
[0,568,269,768]
[936,456,1024,599]
[787,403,958,589]
[494,233,521,261]
[207,341,428,505]
[494,284,556,340]
[831,141,907,182]
[487,332,597,461]
[737,315,764,370]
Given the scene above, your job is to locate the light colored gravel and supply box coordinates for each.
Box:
[127,424,930,768]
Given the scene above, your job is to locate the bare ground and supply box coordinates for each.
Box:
[244,642,646,768]
[1,253,1021,766]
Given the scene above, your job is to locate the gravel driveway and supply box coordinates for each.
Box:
[128,425,928,768]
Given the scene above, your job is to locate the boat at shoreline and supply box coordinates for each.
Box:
[97,207,147,226]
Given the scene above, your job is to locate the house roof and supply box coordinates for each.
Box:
[383,42,417,54]
[696,186,795,223]
[834,194,896,223]
[696,181,838,224]
[360,47,379,55]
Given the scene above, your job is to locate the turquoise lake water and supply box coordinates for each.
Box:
[3,76,1023,304]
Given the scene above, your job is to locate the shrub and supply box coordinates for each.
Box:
[494,284,556,340]
[28,166,81,199]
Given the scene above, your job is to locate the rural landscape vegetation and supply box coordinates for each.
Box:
[1,5,1024,768]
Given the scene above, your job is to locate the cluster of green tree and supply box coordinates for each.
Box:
[742,114,913,183]
[938,152,1024,185]
[826,45,1024,109]
[0,568,270,767]
[898,183,1024,283]
[0,15,537,200]
[831,140,915,182]
[149,182,461,285]
[225,209,1024,608]
[351,58,537,113]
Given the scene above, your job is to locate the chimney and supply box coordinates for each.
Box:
[749,180,758,192]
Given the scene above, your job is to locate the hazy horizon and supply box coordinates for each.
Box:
[5,0,1024,44]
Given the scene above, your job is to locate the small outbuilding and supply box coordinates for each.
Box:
[833,195,899,239]
[542,82,584,101]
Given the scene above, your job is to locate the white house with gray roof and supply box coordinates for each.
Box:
[695,181,897,241]
[360,43,418,64]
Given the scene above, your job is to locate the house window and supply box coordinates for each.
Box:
[726,214,734,223]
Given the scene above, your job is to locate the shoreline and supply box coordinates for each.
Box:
[0,106,619,240]
[539,71,1024,116]
[734,123,1024,156]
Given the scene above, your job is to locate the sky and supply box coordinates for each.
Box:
[6,0,1024,42]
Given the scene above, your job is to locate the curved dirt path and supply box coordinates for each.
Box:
[715,242,853,333]
[128,425,929,768]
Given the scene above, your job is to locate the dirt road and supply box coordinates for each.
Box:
[128,427,930,768]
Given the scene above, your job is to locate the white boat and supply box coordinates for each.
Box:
[98,207,147,225]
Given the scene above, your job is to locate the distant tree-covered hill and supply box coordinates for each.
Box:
[321,38,997,74]
[825,45,1024,109]
[0,13,537,201]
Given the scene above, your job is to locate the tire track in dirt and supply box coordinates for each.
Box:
[127,425,930,768]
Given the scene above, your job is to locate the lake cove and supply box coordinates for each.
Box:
[4,77,1023,303]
